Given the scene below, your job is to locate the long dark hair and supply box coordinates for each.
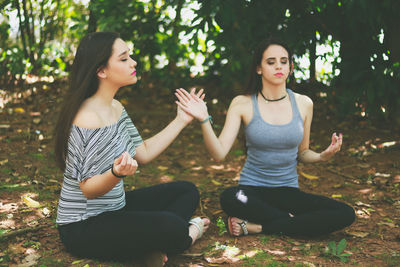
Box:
[245,37,293,95]
[54,32,120,170]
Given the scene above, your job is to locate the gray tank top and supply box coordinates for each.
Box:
[239,89,304,188]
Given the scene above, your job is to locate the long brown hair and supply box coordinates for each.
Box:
[54,32,120,170]
[245,37,293,95]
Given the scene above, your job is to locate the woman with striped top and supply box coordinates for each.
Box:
[175,37,355,238]
[54,32,209,265]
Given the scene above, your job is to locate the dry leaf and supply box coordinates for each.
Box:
[299,171,319,180]
[14,107,25,113]
[346,231,369,238]
[358,188,372,194]
[265,249,286,255]
[22,196,41,208]
[160,175,173,183]
[212,209,224,215]
[355,201,371,208]
[210,165,224,170]
[157,165,168,171]
[211,179,222,186]
[378,222,396,228]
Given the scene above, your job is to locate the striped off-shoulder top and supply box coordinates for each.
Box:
[56,108,143,225]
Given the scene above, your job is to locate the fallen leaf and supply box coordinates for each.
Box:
[393,175,400,183]
[375,172,391,178]
[211,179,222,186]
[157,165,168,171]
[357,163,370,168]
[331,194,342,198]
[299,171,319,180]
[346,231,369,238]
[358,188,372,194]
[0,159,8,165]
[378,222,396,228]
[265,249,286,255]
[302,262,316,267]
[212,209,224,215]
[22,196,41,208]
[210,165,224,170]
[191,166,203,171]
[160,175,173,183]
[14,107,25,113]
[355,201,372,208]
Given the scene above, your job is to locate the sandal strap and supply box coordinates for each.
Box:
[238,220,249,235]
[189,217,204,238]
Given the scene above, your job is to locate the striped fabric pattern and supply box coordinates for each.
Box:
[56,108,143,225]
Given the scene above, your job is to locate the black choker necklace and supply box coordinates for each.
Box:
[259,91,287,103]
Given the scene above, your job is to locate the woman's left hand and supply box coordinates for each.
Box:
[320,132,343,161]
[176,88,205,124]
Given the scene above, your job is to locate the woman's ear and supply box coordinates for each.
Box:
[290,62,294,75]
[256,66,261,75]
[97,67,107,79]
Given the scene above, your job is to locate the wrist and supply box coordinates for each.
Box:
[319,152,329,162]
[111,163,126,179]
[200,115,213,124]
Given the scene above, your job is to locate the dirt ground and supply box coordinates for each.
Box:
[0,81,399,266]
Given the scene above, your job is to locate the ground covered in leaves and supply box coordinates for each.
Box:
[1,81,400,266]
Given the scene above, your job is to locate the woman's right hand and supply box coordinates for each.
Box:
[175,88,209,121]
[113,151,138,177]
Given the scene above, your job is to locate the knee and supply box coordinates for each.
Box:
[157,214,190,252]
[341,204,356,226]
[220,187,240,210]
[183,181,200,201]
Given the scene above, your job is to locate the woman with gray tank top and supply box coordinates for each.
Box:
[175,37,355,237]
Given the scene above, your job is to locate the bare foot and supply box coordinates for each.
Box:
[189,217,210,244]
[162,253,168,266]
[140,251,167,267]
[229,217,262,236]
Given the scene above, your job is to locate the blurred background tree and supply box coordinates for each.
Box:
[0,0,399,127]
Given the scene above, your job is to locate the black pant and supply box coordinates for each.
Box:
[58,181,199,260]
[220,185,355,237]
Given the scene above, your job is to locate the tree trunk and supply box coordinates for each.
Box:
[87,1,97,33]
[309,33,316,82]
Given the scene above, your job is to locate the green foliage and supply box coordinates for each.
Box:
[325,238,352,263]
[216,216,227,236]
[1,0,399,125]
[242,250,287,267]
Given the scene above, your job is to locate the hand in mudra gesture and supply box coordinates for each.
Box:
[320,133,343,161]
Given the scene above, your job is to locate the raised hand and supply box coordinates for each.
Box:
[320,133,343,161]
[113,151,138,177]
[175,88,208,122]
[175,88,206,123]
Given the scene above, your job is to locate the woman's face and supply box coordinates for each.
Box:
[257,44,291,86]
[100,38,137,87]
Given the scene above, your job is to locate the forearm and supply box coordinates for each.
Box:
[80,170,121,199]
[298,149,324,163]
[201,122,229,161]
[138,117,187,164]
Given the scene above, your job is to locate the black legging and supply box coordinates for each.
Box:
[220,185,355,237]
[58,181,199,260]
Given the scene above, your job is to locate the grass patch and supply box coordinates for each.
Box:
[376,251,400,267]
[28,153,46,161]
[242,250,287,267]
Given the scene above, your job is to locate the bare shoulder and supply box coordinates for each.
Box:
[230,95,252,110]
[293,92,313,109]
[73,105,103,129]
